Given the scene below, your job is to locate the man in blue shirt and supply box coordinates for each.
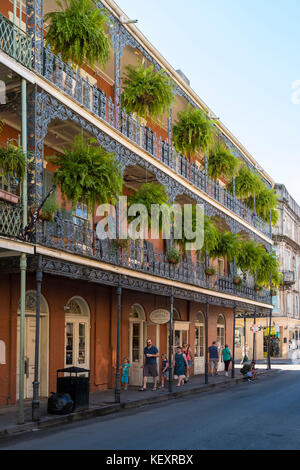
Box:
[140,338,159,391]
[208,341,219,376]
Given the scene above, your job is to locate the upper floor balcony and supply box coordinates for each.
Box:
[282,271,296,286]
[0,11,273,241]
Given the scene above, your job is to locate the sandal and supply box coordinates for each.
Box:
[152,388,157,391]
[139,388,146,391]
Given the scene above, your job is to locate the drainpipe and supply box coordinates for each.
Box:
[18,78,27,424]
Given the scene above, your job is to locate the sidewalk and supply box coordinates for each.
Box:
[0,368,278,439]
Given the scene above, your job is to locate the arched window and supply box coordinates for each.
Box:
[217,314,226,350]
[65,297,90,369]
[129,304,146,320]
[173,308,181,321]
[195,311,205,358]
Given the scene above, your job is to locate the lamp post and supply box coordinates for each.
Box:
[253,310,257,362]
[232,306,236,378]
[115,280,122,403]
[205,301,209,384]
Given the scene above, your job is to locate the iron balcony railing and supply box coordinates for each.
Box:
[35,214,272,304]
[0,200,22,238]
[282,271,295,285]
[0,14,32,69]
[41,46,271,238]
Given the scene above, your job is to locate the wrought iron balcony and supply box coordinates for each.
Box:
[0,14,32,69]
[282,271,295,285]
[0,200,22,238]
[41,46,271,239]
[35,214,272,304]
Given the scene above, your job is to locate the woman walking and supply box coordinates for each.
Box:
[182,343,192,382]
[222,344,232,377]
[173,347,188,387]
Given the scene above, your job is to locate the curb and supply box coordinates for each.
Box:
[0,369,278,439]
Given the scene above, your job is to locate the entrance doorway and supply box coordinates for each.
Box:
[194,311,205,374]
[217,314,226,371]
[65,297,90,370]
[16,292,49,399]
[129,304,146,386]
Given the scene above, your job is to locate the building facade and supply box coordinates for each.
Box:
[0,0,274,408]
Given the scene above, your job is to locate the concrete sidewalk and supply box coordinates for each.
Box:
[0,368,278,439]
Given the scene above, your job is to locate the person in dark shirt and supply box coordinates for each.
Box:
[140,338,159,391]
[208,341,219,376]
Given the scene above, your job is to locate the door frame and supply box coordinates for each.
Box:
[64,296,90,370]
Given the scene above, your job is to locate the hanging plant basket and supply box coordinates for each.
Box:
[167,247,181,265]
[254,284,262,292]
[113,238,130,249]
[233,276,243,286]
[205,267,216,276]
[270,289,278,297]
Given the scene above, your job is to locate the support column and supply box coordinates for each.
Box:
[32,255,42,421]
[168,289,174,393]
[244,316,247,357]
[205,301,209,384]
[267,309,273,370]
[115,282,122,403]
[112,25,125,131]
[253,310,257,361]
[26,0,44,73]
[232,306,236,378]
[168,107,172,166]
[18,253,26,424]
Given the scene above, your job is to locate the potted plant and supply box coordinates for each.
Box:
[173,106,215,158]
[167,247,181,264]
[49,135,123,210]
[254,284,262,292]
[233,276,243,286]
[270,289,278,297]
[0,144,26,203]
[122,61,174,122]
[113,238,130,249]
[256,249,282,289]
[45,0,111,68]
[246,187,278,225]
[208,141,240,182]
[208,230,239,263]
[205,267,216,276]
[236,239,264,277]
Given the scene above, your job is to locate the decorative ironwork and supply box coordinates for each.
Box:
[0,201,23,237]
[26,0,43,73]
[0,14,32,68]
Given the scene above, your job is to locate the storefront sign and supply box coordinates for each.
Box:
[150,309,170,325]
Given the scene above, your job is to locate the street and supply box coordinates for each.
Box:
[1,368,300,450]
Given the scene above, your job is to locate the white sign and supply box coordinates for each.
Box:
[150,309,170,325]
[251,325,260,334]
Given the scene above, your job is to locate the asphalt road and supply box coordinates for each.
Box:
[1,368,300,450]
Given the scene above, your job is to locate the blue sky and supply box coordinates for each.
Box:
[116,0,300,204]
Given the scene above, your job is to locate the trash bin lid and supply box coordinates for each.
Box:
[57,366,90,374]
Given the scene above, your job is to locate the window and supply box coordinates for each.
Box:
[295,296,299,317]
[217,315,225,351]
[195,311,205,358]
[294,257,298,281]
[286,251,291,271]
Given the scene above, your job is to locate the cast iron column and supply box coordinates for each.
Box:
[253,310,257,361]
[232,306,236,378]
[205,301,209,384]
[32,255,42,421]
[115,281,122,403]
[267,309,273,370]
[168,289,174,393]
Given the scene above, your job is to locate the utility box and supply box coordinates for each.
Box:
[56,366,90,410]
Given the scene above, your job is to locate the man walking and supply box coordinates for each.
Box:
[140,338,159,391]
[208,341,219,376]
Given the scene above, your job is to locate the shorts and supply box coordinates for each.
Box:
[162,371,169,379]
[210,359,219,369]
[143,364,158,378]
[121,376,129,384]
[187,360,192,367]
[245,371,253,378]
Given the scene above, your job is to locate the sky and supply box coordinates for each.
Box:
[116,0,300,204]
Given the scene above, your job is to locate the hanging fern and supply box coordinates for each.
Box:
[256,249,282,288]
[128,183,170,229]
[0,144,26,180]
[49,135,123,209]
[246,187,278,225]
[236,239,264,275]
[202,216,220,256]
[229,165,264,200]
[173,106,215,156]
[45,0,111,67]
[209,231,240,262]
[208,141,240,181]
[122,62,174,120]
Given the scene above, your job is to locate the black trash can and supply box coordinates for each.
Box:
[56,366,90,410]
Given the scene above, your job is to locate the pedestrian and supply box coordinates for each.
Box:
[173,346,188,387]
[208,341,219,376]
[140,338,159,391]
[240,360,257,382]
[121,358,131,390]
[159,354,169,388]
[182,343,192,382]
[222,344,231,377]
